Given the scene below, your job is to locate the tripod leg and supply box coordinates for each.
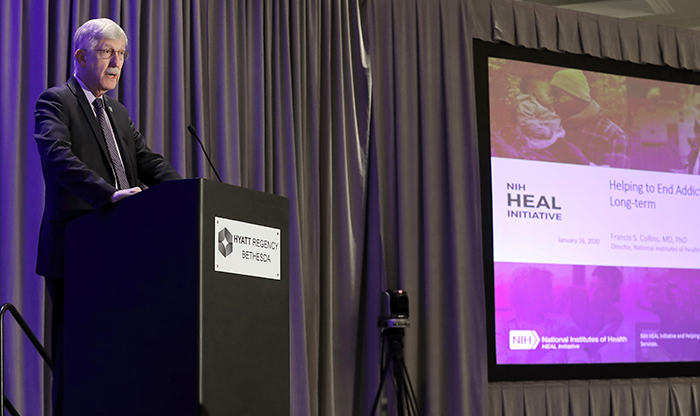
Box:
[399,358,420,416]
[392,356,408,416]
[370,356,395,416]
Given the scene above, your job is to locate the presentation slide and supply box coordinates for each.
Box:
[488,58,700,365]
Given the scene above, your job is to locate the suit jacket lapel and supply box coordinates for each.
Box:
[67,77,111,162]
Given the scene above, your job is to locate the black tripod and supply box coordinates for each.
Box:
[370,327,420,416]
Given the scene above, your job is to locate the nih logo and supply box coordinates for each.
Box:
[509,330,540,350]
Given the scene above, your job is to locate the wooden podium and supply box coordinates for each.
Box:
[64,178,289,416]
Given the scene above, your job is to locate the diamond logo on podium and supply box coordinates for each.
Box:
[218,228,234,257]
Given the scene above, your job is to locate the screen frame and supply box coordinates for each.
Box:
[473,39,700,382]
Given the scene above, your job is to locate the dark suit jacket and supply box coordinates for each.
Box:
[34,76,182,278]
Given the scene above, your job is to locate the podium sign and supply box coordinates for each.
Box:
[214,217,282,279]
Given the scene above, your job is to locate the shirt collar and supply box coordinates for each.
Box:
[75,75,99,105]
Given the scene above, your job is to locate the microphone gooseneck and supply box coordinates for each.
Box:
[187,124,223,183]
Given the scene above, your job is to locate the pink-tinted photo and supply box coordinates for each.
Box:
[488,58,700,174]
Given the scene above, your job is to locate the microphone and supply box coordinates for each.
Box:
[187,125,223,182]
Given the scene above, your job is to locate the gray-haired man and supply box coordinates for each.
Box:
[34,18,181,414]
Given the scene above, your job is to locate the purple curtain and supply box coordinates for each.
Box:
[1,1,51,415]
[1,1,372,415]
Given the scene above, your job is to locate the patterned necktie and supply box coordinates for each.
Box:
[93,97,129,189]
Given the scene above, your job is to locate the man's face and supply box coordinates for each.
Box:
[551,86,583,118]
[75,37,126,97]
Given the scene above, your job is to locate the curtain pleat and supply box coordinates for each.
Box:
[638,22,663,65]
[619,19,641,63]
[492,378,700,416]
[523,383,546,415]
[468,0,492,41]
[588,381,609,416]
[502,383,525,416]
[534,4,558,51]
[545,381,569,415]
[650,379,670,415]
[569,380,591,416]
[557,8,582,54]
[676,28,698,70]
[689,379,700,414]
[612,380,635,412]
[631,381,650,415]
[578,12,601,57]
[658,25,680,68]
[492,0,515,44]
[598,15,623,60]
[668,380,686,416]
[513,1,537,49]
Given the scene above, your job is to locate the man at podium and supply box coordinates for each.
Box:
[34,18,181,415]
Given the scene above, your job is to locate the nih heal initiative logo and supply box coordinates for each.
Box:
[509,330,540,350]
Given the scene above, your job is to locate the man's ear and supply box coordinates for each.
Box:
[74,49,87,68]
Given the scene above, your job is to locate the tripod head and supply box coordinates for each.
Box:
[379,289,410,329]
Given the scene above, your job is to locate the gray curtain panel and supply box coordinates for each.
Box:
[363,0,487,415]
[461,1,700,415]
[367,0,700,415]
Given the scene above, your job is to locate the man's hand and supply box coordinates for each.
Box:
[111,186,142,203]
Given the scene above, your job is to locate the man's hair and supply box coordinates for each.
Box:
[73,18,128,68]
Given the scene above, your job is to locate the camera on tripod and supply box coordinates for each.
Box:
[372,289,419,416]
[379,290,410,329]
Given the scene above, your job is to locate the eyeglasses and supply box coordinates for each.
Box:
[92,48,130,60]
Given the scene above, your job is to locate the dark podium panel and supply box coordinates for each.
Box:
[64,178,289,416]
